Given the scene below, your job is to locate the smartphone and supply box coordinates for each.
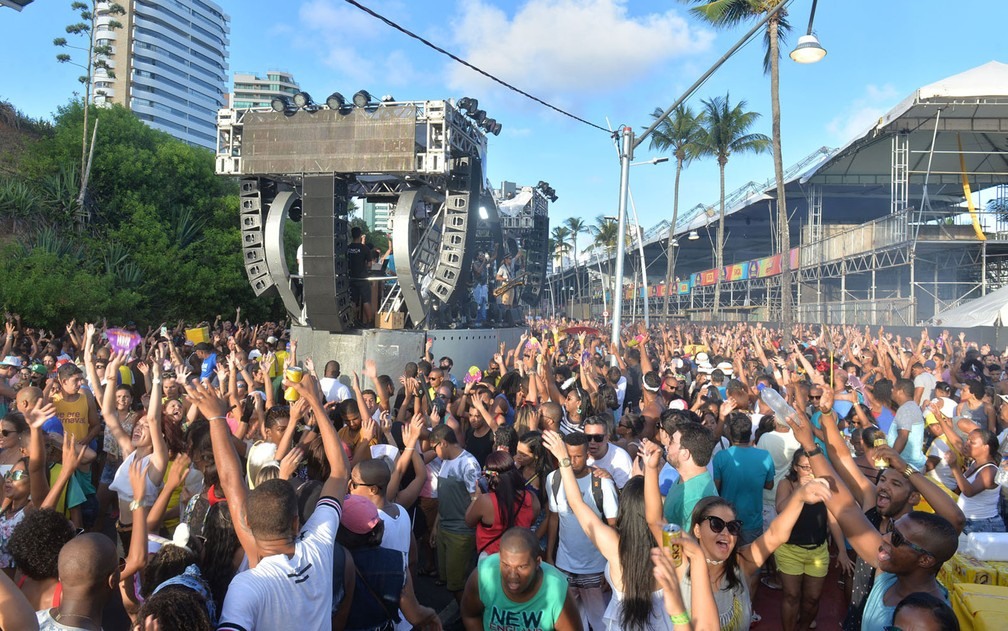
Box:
[160,326,168,338]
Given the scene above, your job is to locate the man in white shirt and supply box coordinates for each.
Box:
[187,378,349,631]
[319,360,351,403]
[583,415,633,489]
[546,432,618,631]
[912,360,938,407]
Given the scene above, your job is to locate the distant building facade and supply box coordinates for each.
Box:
[92,0,230,149]
[232,71,300,110]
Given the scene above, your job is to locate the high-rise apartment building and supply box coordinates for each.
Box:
[92,0,230,149]
[362,200,394,234]
[232,71,300,110]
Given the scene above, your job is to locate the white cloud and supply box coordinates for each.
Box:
[295,0,416,86]
[447,0,713,97]
[825,83,901,143]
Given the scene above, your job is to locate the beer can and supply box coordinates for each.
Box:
[872,438,888,469]
[284,366,304,402]
[662,523,683,567]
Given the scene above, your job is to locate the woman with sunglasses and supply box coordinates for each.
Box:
[775,451,852,631]
[0,412,28,480]
[643,438,834,631]
[542,430,718,631]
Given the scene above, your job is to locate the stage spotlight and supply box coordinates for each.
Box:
[482,117,497,132]
[353,90,373,107]
[489,121,502,136]
[537,181,548,190]
[326,92,347,110]
[292,91,314,109]
[457,97,475,112]
[381,94,396,103]
[270,95,295,113]
[473,109,487,125]
[549,193,558,203]
[478,206,489,220]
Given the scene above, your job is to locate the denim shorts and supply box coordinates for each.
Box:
[964,515,1006,534]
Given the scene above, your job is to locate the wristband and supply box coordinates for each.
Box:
[209,415,227,422]
[129,498,143,512]
[670,612,690,625]
[903,464,918,479]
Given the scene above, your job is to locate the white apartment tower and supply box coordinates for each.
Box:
[232,71,300,110]
[92,0,230,149]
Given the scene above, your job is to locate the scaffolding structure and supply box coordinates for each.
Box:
[549,61,1008,326]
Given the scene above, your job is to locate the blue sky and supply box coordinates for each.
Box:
[4,0,1008,255]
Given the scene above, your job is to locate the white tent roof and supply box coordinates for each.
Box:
[929,284,1008,328]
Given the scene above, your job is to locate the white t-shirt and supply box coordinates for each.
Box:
[547,470,619,574]
[218,496,342,631]
[914,372,937,406]
[755,429,801,504]
[319,377,351,403]
[588,443,634,489]
[109,451,161,507]
[36,609,93,630]
[614,376,627,422]
[379,503,412,560]
[926,437,957,490]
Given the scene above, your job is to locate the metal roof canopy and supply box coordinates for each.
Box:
[628,61,1008,282]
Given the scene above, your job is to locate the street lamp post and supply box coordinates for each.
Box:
[611,0,788,345]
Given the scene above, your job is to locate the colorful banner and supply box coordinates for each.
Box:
[700,269,719,286]
[725,262,749,281]
[677,281,691,295]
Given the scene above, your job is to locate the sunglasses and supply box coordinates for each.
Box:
[4,470,27,482]
[586,434,607,443]
[0,429,18,437]
[890,524,933,557]
[349,478,377,490]
[702,515,743,537]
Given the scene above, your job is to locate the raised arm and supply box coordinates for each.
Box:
[543,431,619,564]
[746,477,833,571]
[641,439,667,543]
[24,400,55,506]
[388,414,428,508]
[289,375,349,499]
[146,355,168,484]
[817,388,876,508]
[185,381,257,564]
[782,411,885,570]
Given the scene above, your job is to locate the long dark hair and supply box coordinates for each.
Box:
[617,476,658,630]
[518,431,551,506]
[690,496,743,592]
[200,502,240,611]
[485,451,525,530]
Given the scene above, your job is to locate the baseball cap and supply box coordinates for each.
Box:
[716,361,734,376]
[924,360,937,370]
[0,355,22,368]
[341,495,380,535]
[266,336,278,344]
[248,349,262,360]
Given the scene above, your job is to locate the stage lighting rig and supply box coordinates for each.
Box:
[535,181,557,202]
[353,90,373,107]
[326,92,347,110]
[457,97,478,115]
[293,91,317,111]
[472,109,487,125]
[270,95,296,114]
[381,94,396,103]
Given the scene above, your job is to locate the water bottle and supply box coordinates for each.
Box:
[761,387,802,427]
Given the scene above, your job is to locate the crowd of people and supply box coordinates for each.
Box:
[0,314,1003,630]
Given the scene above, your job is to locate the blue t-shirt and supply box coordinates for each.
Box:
[874,407,895,434]
[887,401,926,470]
[712,446,775,534]
[200,352,218,381]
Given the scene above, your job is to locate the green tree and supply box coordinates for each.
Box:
[54,1,126,218]
[697,93,770,316]
[646,104,706,317]
[686,0,792,328]
[564,216,588,300]
[550,225,572,269]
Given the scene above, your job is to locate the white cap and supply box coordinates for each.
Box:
[248,349,262,360]
[716,361,734,376]
[695,352,709,364]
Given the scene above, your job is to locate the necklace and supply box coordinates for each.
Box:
[705,557,725,566]
[54,609,99,630]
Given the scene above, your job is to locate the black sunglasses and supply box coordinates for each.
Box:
[890,524,933,557]
[702,515,743,536]
[0,429,18,437]
[586,434,607,443]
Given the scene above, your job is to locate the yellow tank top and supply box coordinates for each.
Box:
[52,393,90,443]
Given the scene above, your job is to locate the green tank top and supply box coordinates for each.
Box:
[478,553,567,631]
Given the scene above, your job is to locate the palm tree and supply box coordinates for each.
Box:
[551,225,573,269]
[589,215,621,307]
[686,0,792,330]
[646,105,706,318]
[697,93,770,317]
[564,217,588,300]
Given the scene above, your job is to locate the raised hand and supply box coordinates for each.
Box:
[184,380,229,421]
[640,438,664,470]
[278,446,303,480]
[364,358,378,381]
[304,357,315,374]
[25,399,56,430]
[61,433,88,471]
[796,477,833,505]
[128,455,151,504]
[165,454,192,490]
[359,416,378,443]
[542,430,568,462]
